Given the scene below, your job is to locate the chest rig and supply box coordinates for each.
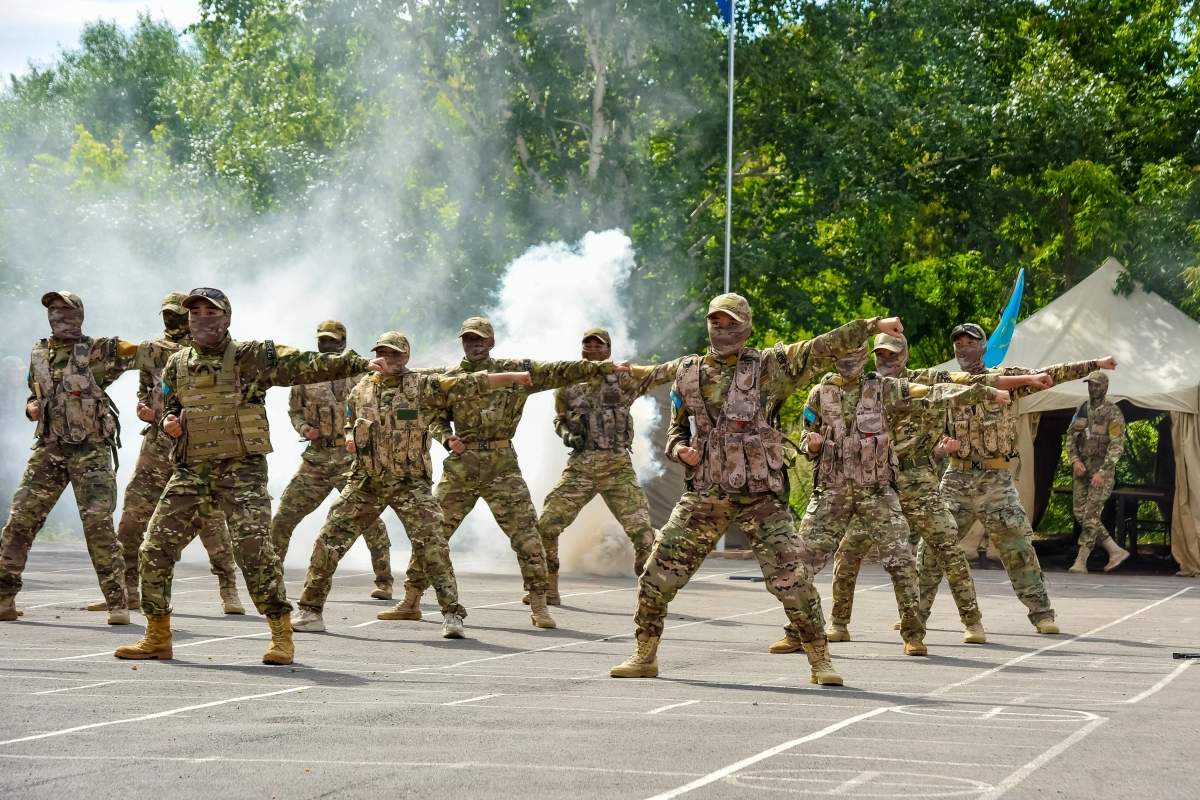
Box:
[813,374,896,487]
[561,374,633,451]
[946,387,1017,460]
[1072,401,1115,459]
[299,379,352,443]
[351,372,432,478]
[676,349,785,494]
[176,341,272,462]
[29,337,118,445]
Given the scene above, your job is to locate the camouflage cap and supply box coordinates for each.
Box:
[582,326,611,345]
[161,292,188,315]
[182,287,232,314]
[458,316,494,339]
[1085,370,1109,389]
[873,332,906,353]
[707,293,752,323]
[40,291,84,310]
[316,319,347,340]
[951,322,987,341]
[372,331,410,353]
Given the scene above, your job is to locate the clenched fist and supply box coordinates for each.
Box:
[805,431,824,452]
[677,446,701,466]
[163,414,183,438]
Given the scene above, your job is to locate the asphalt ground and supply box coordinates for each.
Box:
[1,542,1198,799]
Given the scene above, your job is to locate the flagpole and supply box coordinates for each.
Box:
[722,2,735,294]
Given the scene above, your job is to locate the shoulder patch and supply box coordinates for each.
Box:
[670,390,682,409]
[803,406,818,423]
[264,340,277,364]
[162,377,170,396]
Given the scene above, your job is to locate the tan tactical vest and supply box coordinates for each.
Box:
[946,394,1017,460]
[813,375,896,487]
[298,379,353,442]
[29,337,118,445]
[350,373,432,478]
[176,340,272,462]
[561,374,633,451]
[676,349,785,494]
[1072,402,1114,459]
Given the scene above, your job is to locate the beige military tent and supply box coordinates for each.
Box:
[941,257,1200,576]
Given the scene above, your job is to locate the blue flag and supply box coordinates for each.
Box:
[717,0,733,24]
[984,268,1025,368]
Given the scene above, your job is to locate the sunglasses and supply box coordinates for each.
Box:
[189,287,228,303]
[951,324,986,340]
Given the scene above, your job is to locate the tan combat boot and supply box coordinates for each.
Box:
[826,623,850,642]
[1068,546,1090,574]
[221,586,246,614]
[546,573,561,606]
[0,597,18,621]
[263,614,295,665]
[529,590,557,628]
[114,615,173,659]
[86,599,109,611]
[963,621,987,644]
[893,620,902,630]
[1036,618,1060,635]
[769,636,804,654]
[370,583,393,600]
[904,639,928,656]
[1101,537,1130,572]
[802,639,844,686]
[108,607,131,625]
[377,586,422,620]
[521,592,531,605]
[610,636,659,678]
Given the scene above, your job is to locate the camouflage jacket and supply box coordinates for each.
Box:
[554,358,683,450]
[136,332,191,440]
[884,367,1000,462]
[429,357,616,446]
[1065,399,1125,474]
[665,318,878,464]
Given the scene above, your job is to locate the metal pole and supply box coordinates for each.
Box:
[722,2,735,294]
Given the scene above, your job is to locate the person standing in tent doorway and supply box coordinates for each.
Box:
[920,322,1117,635]
[1066,371,1129,574]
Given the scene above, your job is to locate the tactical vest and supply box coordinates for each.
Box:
[29,337,118,445]
[350,372,432,478]
[676,349,785,494]
[176,340,272,462]
[298,379,353,442]
[813,375,897,487]
[1072,402,1113,459]
[946,392,1017,460]
[561,374,633,451]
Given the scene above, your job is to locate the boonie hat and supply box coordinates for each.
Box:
[372,331,410,353]
[707,293,752,323]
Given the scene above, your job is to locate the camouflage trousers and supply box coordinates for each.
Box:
[794,481,923,643]
[0,441,124,608]
[1073,470,1116,550]
[636,487,825,643]
[298,471,464,616]
[141,455,289,619]
[830,467,981,627]
[538,450,655,576]
[407,449,548,594]
[118,432,238,593]
[922,465,1053,625]
[269,445,392,590]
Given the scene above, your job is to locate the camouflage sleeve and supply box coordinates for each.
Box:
[420,371,489,408]
[906,367,998,387]
[85,337,139,387]
[529,358,615,392]
[1010,360,1100,399]
[130,339,177,373]
[344,380,365,444]
[900,380,998,409]
[1065,407,1083,464]
[161,353,183,419]
[137,368,153,407]
[428,407,454,448]
[629,357,685,398]
[775,318,878,397]
[288,386,308,435]
[1103,407,1126,471]
[262,344,371,389]
[664,379,692,462]
[553,388,573,441]
[799,386,823,460]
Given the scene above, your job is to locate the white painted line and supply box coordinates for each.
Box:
[929,587,1193,697]
[981,707,1005,719]
[351,620,381,628]
[642,706,892,800]
[55,631,270,661]
[803,753,1017,768]
[647,699,701,715]
[441,693,501,707]
[34,681,119,695]
[0,686,307,747]
[977,716,1108,799]
[829,770,879,795]
[1125,660,1194,704]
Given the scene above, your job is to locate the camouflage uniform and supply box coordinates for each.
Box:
[539,359,682,576]
[297,360,489,616]
[637,318,879,644]
[920,359,1100,625]
[1066,381,1125,550]
[792,375,997,644]
[407,356,618,595]
[138,336,369,620]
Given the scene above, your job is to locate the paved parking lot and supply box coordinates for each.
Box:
[2,542,1197,798]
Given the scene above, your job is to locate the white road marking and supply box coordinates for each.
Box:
[646,699,701,715]
[351,588,626,626]
[55,630,270,661]
[1125,660,1195,704]
[829,770,879,794]
[351,620,380,628]
[34,681,119,695]
[442,693,502,706]
[641,706,892,800]
[0,686,307,746]
[803,753,1018,768]
[976,716,1108,799]
[981,707,1006,719]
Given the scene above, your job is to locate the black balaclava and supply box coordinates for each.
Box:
[190,313,230,349]
[954,336,987,374]
[48,308,84,341]
[707,319,753,358]
[318,337,346,355]
[163,311,190,341]
[1088,375,1108,404]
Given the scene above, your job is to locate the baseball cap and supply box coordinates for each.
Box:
[372,331,410,353]
[458,317,494,339]
[182,287,232,314]
[40,291,84,310]
[317,320,347,340]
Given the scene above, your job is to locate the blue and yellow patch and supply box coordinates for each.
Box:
[803,407,817,423]
[670,390,682,409]
[162,379,171,396]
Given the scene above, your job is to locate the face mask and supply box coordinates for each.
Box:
[874,343,909,378]
[318,337,346,355]
[1088,382,1106,403]
[162,311,189,339]
[954,337,987,374]
[190,313,230,348]
[377,351,410,375]
[707,320,752,358]
[835,347,870,378]
[581,341,611,362]
[48,308,84,341]
[462,337,494,363]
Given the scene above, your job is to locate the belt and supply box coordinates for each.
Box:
[950,456,1012,471]
[898,456,935,472]
[462,439,511,451]
[309,436,347,449]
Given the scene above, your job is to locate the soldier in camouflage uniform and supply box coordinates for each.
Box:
[401,316,630,629]
[610,294,903,684]
[534,327,683,602]
[820,333,1052,645]
[1,291,170,625]
[293,332,534,638]
[919,322,1116,634]
[114,287,375,666]
[1066,371,1128,574]
[269,320,393,599]
[781,339,1010,656]
[86,292,244,616]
